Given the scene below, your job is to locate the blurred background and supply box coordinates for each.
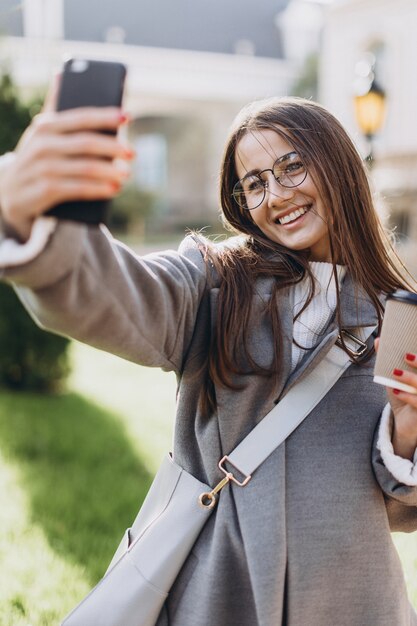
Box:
[1,0,416,259]
[0,1,416,624]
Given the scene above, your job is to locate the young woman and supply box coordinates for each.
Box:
[1,91,417,626]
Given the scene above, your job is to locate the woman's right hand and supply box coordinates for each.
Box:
[0,76,134,241]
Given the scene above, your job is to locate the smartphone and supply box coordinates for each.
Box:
[46,58,127,224]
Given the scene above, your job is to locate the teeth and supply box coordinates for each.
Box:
[278,205,310,225]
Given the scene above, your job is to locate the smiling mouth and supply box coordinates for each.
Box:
[276,204,312,225]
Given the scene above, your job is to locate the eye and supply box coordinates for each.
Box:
[285,160,304,175]
[243,176,264,193]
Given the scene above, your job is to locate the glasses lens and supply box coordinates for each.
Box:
[232,175,265,210]
[273,152,307,188]
[232,153,307,210]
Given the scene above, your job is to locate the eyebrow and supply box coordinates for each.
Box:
[240,151,298,180]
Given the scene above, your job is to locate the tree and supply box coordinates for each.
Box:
[109,183,155,239]
[0,70,70,391]
[291,53,319,101]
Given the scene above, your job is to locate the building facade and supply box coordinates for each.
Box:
[0,0,300,233]
[320,0,417,270]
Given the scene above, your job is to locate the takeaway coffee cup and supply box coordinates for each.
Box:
[374,289,417,394]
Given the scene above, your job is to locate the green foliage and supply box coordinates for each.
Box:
[0,344,175,624]
[0,71,71,391]
[0,389,154,623]
[291,53,319,101]
[0,284,70,391]
[0,72,32,152]
[109,183,155,234]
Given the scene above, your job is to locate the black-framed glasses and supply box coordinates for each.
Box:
[232,151,307,211]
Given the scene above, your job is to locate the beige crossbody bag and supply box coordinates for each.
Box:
[62,326,374,626]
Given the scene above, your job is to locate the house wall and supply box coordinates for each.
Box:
[320,0,417,270]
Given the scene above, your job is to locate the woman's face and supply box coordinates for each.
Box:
[234,130,331,262]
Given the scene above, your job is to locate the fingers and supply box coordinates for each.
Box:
[405,352,417,367]
[42,72,62,113]
[392,353,417,403]
[33,107,126,135]
[22,111,135,163]
[374,337,379,353]
[26,156,129,213]
[1,148,129,226]
[45,178,122,207]
[32,132,134,162]
[39,157,131,186]
[11,172,121,218]
[16,128,135,178]
[1,102,134,231]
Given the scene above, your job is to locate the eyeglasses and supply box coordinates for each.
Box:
[232,151,307,211]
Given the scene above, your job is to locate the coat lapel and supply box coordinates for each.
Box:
[278,272,379,400]
[273,284,296,401]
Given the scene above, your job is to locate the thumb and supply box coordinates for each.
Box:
[42,72,61,113]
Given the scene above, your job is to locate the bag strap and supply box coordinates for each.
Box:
[199,325,376,508]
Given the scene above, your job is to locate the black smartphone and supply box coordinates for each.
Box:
[46,58,127,224]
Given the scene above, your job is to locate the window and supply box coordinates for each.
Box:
[134,134,167,191]
[390,210,410,242]
[371,41,387,89]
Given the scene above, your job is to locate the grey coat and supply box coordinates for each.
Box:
[2,220,417,626]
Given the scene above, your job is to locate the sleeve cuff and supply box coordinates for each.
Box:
[376,403,417,486]
[0,216,57,268]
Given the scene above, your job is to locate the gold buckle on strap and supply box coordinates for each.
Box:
[336,329,368,358]
[198,456,251,510]
[218,455,252,487]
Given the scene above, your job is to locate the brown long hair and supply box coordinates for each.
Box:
[195,96,414,417]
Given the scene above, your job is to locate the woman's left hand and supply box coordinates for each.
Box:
[375,337,417,461]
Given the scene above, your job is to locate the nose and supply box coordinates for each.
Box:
[265,175,295,208]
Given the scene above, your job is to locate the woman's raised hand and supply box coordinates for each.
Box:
[0,74,134,241]
[375,337,417,461]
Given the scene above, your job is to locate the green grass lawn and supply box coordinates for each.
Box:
[0,340,416,624]
[0,342,176,625]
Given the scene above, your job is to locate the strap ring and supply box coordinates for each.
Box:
[336,329,368,358]
[218,456,252,487]
[198,492,217,509]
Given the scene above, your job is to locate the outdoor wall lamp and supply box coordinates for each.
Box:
[354,77,386,166]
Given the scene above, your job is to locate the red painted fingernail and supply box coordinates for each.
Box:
[393,369,404,376]
[123,149,135,160]
[406,353,416,362]
[393,389,401,395]
[111,181,121,191]
[118,113,130,124]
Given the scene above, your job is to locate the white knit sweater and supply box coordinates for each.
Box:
[291,262,346,371]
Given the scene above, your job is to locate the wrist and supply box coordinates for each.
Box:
[0,206,33,243]
[392,422,417,461]
[0,153,33,243]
